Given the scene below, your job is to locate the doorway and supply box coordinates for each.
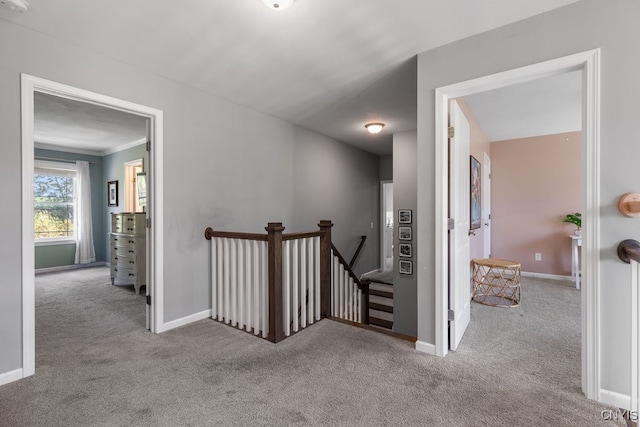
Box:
[381,181,394,271]
[20,74,165,379]
[421,49,601,400]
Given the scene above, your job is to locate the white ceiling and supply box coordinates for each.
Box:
[34,92,148,155]
[4,0,583,155]
[463,70,582,142]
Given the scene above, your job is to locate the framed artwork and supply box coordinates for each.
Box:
[399,226,412,241]
[399,260,413,275]
[470,155,481,230]
[399,243,412,258]
[398,209,412,224]
[107,180,119,207]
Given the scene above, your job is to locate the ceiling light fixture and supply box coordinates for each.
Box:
[365,122,385,134]
[0,0,29,13]
[260,0,295,11]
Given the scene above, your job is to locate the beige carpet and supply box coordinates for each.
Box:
[0,267,625,426]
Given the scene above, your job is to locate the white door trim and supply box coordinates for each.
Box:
[380,180,393,270]
[424,49,601,400]
[21,74,165,379]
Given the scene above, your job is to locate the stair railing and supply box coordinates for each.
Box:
[617,239,640,414]
[349,235,367,269]
[330,243,370,325]
[205,220,369,343]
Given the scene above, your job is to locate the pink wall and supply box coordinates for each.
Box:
[491,132,581,276]
[455,99,490,262]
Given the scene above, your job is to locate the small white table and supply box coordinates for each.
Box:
[570,234,582,289]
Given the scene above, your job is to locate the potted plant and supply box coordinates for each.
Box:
[563,212,582,235]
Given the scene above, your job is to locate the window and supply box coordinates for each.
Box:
[34,161,77,243]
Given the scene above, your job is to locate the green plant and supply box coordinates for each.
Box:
[563,212,582,229]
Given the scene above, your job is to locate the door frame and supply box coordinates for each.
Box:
[21,74,165,378]
[425,49,601,400]
[380,180,393,270]
[482,152,491,259]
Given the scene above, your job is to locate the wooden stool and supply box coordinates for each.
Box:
[472,258,521,308]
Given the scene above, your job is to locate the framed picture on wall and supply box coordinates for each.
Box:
[398,209,412,224]
[470,155,481,229]
[399,226,412,241]
[399,243,412,258]
[399,260,413,275]
[108,180,118,207]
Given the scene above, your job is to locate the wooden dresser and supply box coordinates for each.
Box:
[110,212,146,294]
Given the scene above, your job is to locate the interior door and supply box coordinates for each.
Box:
[449,100,471,351]
[144,119,151,331]
[483,153,491,258]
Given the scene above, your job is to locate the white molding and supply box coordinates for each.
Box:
[35,142,103,156]
[161,309,212,333]
[380,180,392,270]
[600,388,631,411]
[35,261,106,275]
[21,74,165,382]
[0,369,24,387]
[415,340,437,355]
[102,137,147,156]
[521,271,573,281]
[631,259,640,412]
[427,49,601,401]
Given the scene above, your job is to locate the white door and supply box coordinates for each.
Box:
[449,100,471,351]
[380,181,394,271]
[144,119,151,331]
[483,153,491,258]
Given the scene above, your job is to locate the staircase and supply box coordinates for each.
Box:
[369,282,394,329]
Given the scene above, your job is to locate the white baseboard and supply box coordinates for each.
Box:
[0,368,24,387]
[35,261,107,275]
[521,271,573,281]
[160,309,212,333]
[415,340,437,355]
[600,388,631,410]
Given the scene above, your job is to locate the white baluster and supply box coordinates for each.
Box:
[300,238,307,328]
[210,237,217,320]
[283,240,291,337]
[339,263,345,319]
[252,240,260,335]
[245,240,252,333]
[315,237,321,320]
[238,239,244,330]
[261,241,268,338]
[307,238,314,324]
[230,239,237,327]
[292,239,299,333]
[223,238,230,324]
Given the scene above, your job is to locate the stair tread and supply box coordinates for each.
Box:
[370,289,393,299]
[370,302,393,313]
[369,316,393,329]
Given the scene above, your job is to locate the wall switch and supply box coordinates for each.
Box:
[371,222,374,229]
[535,253,542,261]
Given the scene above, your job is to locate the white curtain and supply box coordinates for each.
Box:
[75,160,96,264]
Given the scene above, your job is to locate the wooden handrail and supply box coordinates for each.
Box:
[204,227,268,241]
[618,239,640,264]
[349,235,367,269]
[331,243,361,285]
[331,243,370,325]
[282,230,324,241]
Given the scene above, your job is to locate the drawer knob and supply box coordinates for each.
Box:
[129,250,134,253]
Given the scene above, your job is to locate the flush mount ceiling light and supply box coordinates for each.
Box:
[365,122,385,134]
[0,0,29,12]
[260,0,295,11]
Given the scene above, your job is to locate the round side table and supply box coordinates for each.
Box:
[471,258,521,307]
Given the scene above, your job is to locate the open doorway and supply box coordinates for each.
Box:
[381,181,394,272]
[423,49,601,401]
[21,74,164,379]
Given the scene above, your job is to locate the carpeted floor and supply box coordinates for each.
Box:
[0,267,625,426]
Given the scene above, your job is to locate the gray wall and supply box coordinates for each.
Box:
[34,148,105,269]
[393,131,417,337]
[103,143,147,259]
[379,155,393,182]
[416,0,640,396]
[0,20,380,374]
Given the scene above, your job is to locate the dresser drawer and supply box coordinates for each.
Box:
[111,213,146,235]
[112,265,139,284]
[111,253,138,268]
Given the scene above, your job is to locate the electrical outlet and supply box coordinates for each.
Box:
[535,253,542,261]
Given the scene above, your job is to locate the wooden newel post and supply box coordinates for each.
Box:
[360,278,371,325]
[318,220,333,318]
[266,222,285,343]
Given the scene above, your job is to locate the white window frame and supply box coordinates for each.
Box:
[33,160,78,246]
